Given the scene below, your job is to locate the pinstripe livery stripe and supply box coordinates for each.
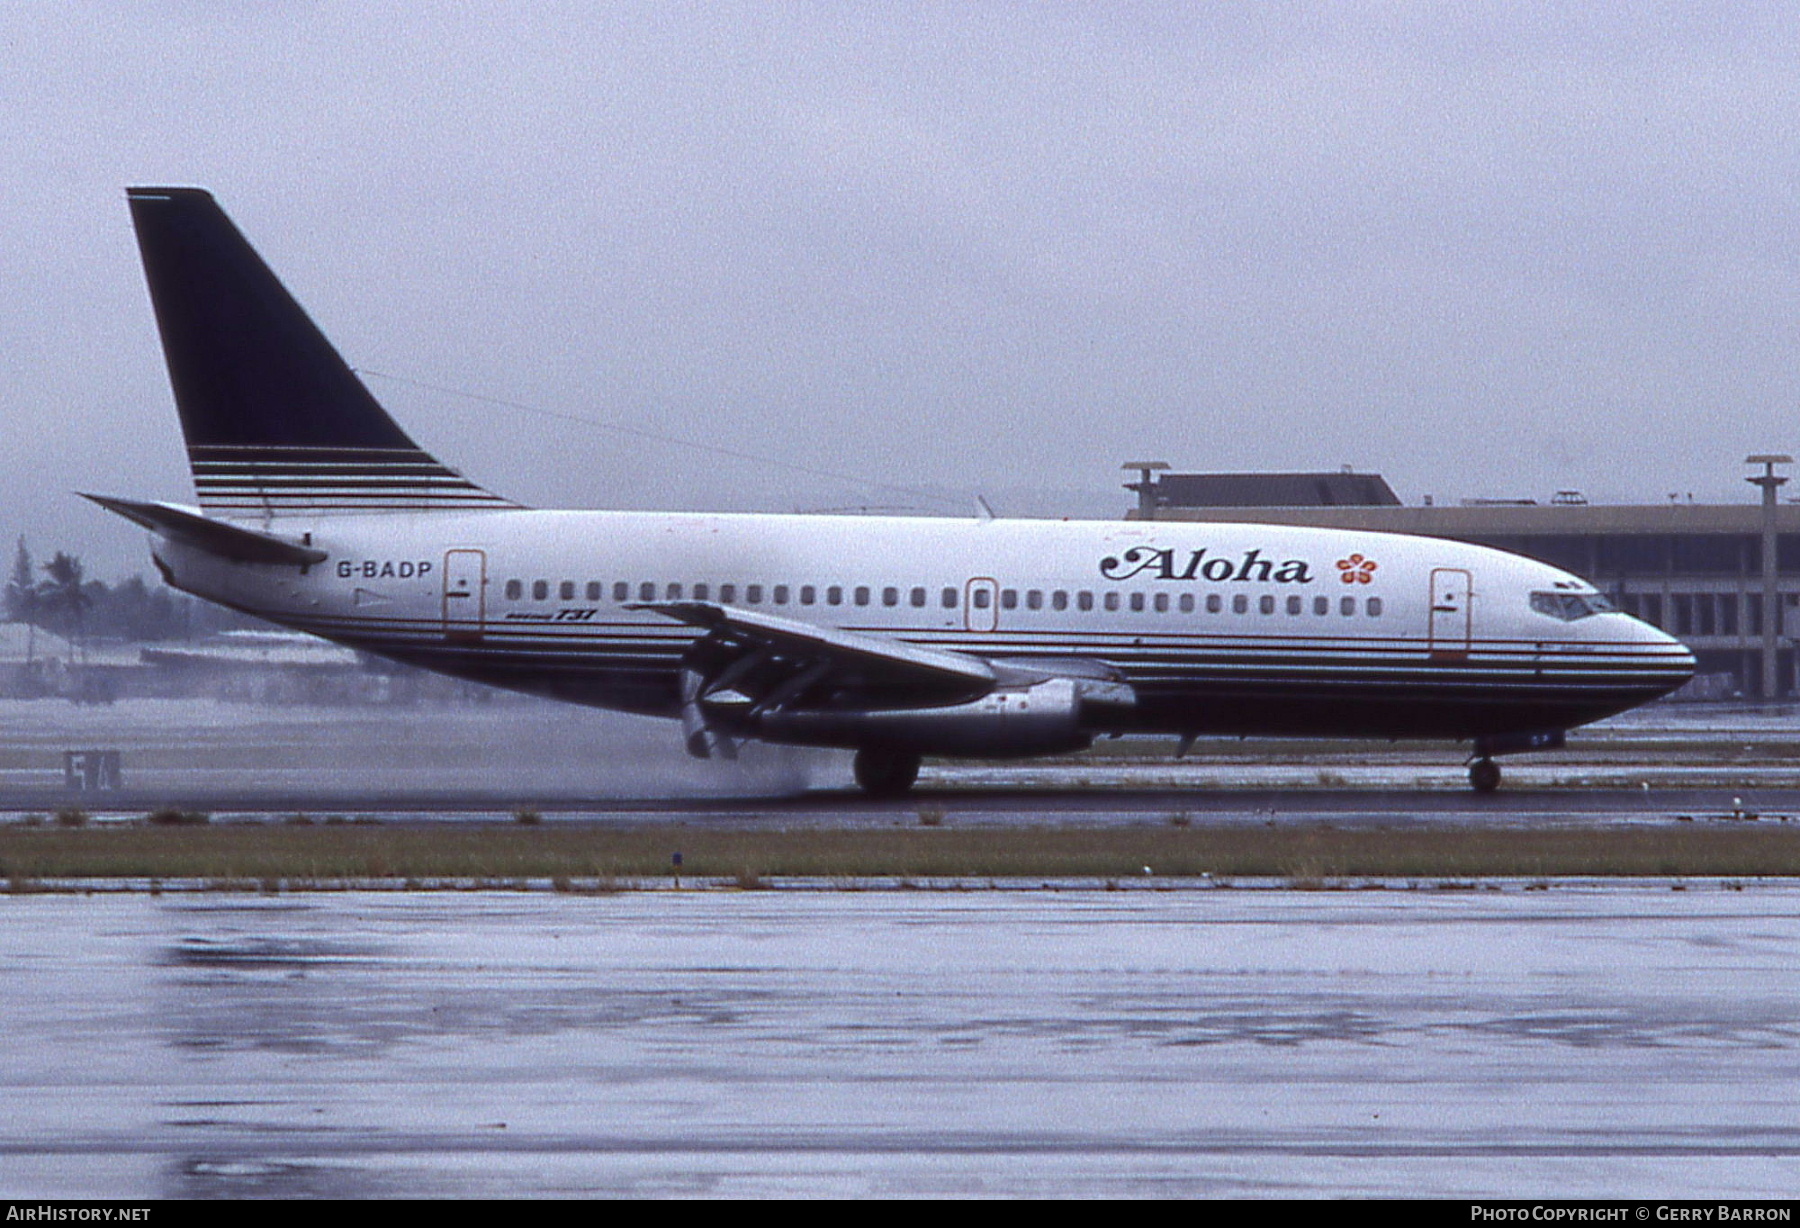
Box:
[187,445,519,513]
[274,609,1695,706]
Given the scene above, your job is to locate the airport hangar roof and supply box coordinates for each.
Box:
[1131,501,1800,534]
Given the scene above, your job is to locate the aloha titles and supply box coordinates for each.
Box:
[1100,546,1314,585]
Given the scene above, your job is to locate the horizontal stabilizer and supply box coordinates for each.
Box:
[81,494,328,566]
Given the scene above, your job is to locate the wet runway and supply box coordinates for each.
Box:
[5,885,1799,1198]
[5,697,1800,825]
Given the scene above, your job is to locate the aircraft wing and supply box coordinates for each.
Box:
[630,600,997,709]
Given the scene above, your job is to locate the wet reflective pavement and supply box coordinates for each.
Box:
[4,885,1799,1197]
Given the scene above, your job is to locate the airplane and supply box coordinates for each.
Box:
[90,187,1696,797]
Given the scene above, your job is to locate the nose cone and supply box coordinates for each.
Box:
[1631,616,1696,699]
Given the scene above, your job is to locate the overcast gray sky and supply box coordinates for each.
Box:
[6,2,1799,574]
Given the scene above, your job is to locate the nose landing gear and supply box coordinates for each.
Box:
[1468,757,1502,793]
[1467,730,1566,793]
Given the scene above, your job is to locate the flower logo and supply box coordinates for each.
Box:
[1336,554,1377,584]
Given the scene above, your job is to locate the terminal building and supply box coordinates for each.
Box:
[1122,459,1800,700]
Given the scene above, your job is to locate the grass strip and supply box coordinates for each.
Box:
[6,822,1800,882]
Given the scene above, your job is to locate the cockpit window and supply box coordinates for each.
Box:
[1530,591,1615,621]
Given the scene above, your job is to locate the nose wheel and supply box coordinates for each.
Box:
[1468,757,1501,793]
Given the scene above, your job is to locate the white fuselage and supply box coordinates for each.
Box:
[152,508,1695,747]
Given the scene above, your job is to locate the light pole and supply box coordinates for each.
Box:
[1747,455,1791,700]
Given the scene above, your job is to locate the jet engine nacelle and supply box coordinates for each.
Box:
[754,677,1097,757]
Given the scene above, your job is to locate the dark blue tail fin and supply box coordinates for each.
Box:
[127,187,515,516]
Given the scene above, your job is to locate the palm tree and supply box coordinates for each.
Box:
[38,552,94,657]
[5,537,37,663]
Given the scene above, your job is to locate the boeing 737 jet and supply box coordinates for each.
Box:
[91,188,1695,795]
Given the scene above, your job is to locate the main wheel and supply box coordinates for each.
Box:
[1468,757,1501,793]
[854,747,921,798]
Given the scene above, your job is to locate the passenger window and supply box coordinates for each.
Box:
[1104,592,1120,612]
[856,587,871,606]
[505,580,522,600]
[693,583,709,601]
[586,581,602,601]
[720,583,736,604]
[1368,597,1383,616]
[1052,591,1068,611]
[1259,595,1275,615]
[774,585,790,604]
[1286,595,1301,615]
[1178,594,1193,613]
[826,586,842,605]
[667,583,682,599]
[1078,591,1094,612]
[1340,596,1355,616]
[973,588,991,609]
[910,587,926,607]
[1206,594,1222,614]
[1027,590,1043,611]
[1233,595,1248,614]
[1000,589,1017,610]
[1314,596,1328,616]
[800,586,816,605]
[1129,592,1144,612]
[747,584,764,604]
[1154,593,1169,613]
[942,588,958,609]
[883,587,898,607]
[533,580,549,601]
[560,580,575,600]
[638,582,655,601]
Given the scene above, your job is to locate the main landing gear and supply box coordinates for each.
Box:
[854,747,922,798]
[1467,757,1502,794]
